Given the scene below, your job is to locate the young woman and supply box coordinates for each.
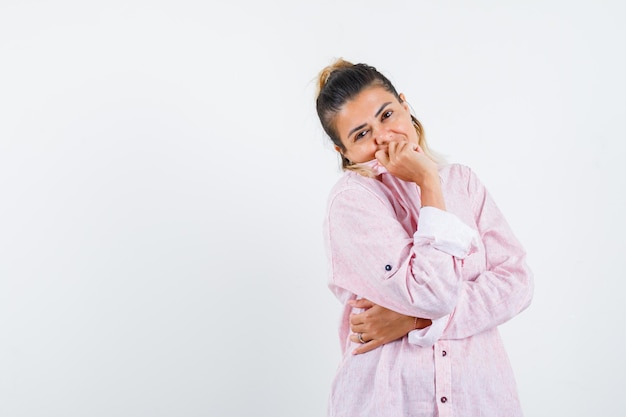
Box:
[316,59,533,417]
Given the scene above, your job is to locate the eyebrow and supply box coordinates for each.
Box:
[347,102,393,139]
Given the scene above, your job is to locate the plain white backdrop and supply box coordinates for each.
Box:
[1,1,624,416]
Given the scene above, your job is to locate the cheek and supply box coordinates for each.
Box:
[344,142,377,163]
[405,123,419,142]
[344,146,362,159]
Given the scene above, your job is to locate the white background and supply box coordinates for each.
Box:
[1,1,625,416]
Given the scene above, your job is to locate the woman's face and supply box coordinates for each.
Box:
[334,86,417,164]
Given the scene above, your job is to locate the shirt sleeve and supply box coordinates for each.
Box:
[407,315,449,347]
[408,208,477,346]
[440,169,534,340]
[415,206,479,258]
[326,183,478,320]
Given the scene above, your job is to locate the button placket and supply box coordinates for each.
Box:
[434,343,452,416]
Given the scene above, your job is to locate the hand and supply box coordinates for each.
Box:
[348,298,432,355]
[375,141,445,210]
[374,142,439,186]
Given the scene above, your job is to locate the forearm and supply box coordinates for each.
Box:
[327,176,481,320]
[348,298,434,354]
[441,260,533,340]
[440,166,534,339]
[418,178,446,211]
[329,200,477,320]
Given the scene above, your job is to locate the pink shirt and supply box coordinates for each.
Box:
[324,163,533,417]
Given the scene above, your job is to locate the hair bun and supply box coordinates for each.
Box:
[316,58,354,96]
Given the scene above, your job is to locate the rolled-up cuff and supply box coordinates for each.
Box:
[414,206,478,258]
[408,315,449,347]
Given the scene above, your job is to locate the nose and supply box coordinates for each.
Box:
[374,126,392,146]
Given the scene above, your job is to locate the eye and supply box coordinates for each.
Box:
[354,130,369,142]
[381,110,393,120]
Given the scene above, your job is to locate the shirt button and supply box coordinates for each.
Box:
[440,397,448,403]
[442,350,447,357]
[385,264,392,271]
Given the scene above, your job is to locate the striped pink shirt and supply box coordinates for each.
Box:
[324,163,533,417]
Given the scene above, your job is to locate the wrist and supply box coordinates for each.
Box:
[404,316,417,334]
[419,181,446,210]
[413,318,433,330]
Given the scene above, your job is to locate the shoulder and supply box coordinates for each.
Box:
[439,163,493,207]
[439,162,474,179]
[328,171,382,196]
[439,163,476,192]
[326,172,393,212]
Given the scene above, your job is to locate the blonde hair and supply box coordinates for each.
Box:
[315,58,443,175]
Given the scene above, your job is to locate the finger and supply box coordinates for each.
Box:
[387,141,398,159]
[347,298,376,309]
[350,323,366,333]
[375,149,389,165]
[349,313,364,327]
[352,339,384,355]
[397,141,412,156]
[349,333,369,344]
[390,141,411,162]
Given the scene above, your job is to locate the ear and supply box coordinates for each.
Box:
[399,93,410,111]
[334,145,343,154]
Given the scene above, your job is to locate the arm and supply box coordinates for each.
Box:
[345,168,533,350]
[439,168,533,339]
[375,141,446,211]
[327,189,476,320]
[327,143,478,320]
[347,298,434,354]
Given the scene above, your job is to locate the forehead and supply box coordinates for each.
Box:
[335,86,398,138]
